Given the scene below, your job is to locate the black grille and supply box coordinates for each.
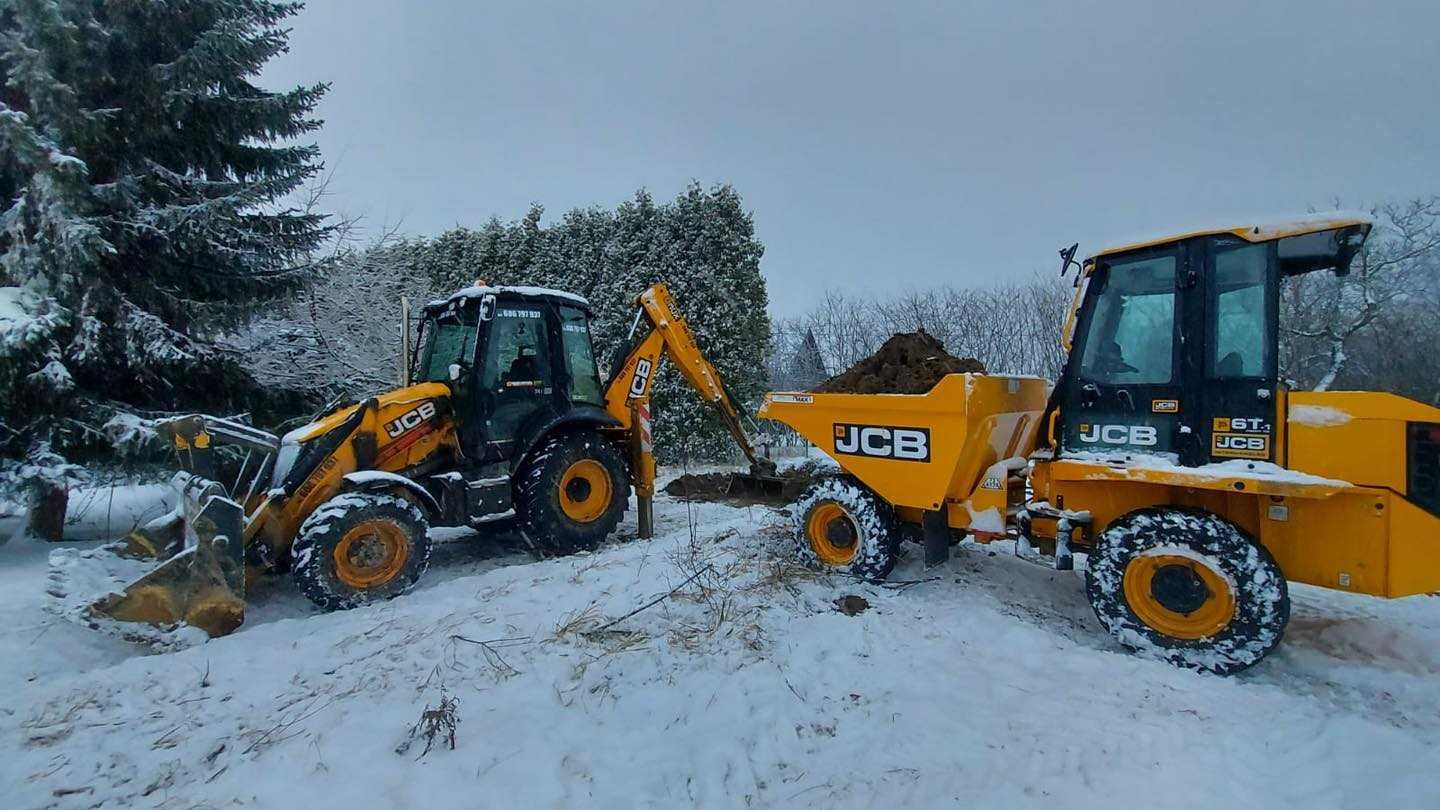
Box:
[1410,422,1440,517]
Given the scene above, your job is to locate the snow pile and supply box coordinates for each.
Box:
[2,484,1439,807]
[427,285,591,309]
[1289,404,1353,427]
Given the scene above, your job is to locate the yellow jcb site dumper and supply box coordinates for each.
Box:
[57,283,775,639]
[762,215,1440,674]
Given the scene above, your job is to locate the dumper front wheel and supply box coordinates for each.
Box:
[1085,507,1289,675]
[291,493,433,611]
[793,478,898,582]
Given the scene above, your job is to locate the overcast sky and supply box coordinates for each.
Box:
[264,1,1440,316]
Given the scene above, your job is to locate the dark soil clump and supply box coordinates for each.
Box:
[663,458,831,506]
[813,330,984,394]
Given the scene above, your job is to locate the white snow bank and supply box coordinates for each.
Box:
[3,482,1440,808]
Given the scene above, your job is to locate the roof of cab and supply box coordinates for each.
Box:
[424,285,591,312]
[1087,212,1372,262]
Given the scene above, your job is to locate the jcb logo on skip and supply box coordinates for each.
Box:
[833,423,930,462]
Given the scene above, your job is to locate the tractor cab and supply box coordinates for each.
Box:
[415,285,610,463]
[1056,215,1371,467]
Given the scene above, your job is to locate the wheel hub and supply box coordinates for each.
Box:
[807,502,860,566]
[559,459,612,524]
[333,519,410,589]
[565,476,593,503]
[824,518,856,548]
[1149,564,1211,615]
[1122,552,1237,640]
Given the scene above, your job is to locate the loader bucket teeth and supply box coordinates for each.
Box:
[88,480,248,638]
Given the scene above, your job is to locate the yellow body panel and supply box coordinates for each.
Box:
[249,382,460,558]
[759,375,1048,527]
[1026,389,1440,598]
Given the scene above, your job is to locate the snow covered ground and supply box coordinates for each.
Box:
[2,473,1439,809]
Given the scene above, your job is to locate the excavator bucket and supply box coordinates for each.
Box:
[86,474,248,637]
[724,461,790,501]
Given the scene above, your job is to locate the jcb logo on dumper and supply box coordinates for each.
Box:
[833,423,930,462]
[1077,423,1158,447]
[629,359,653,398]
[384,401,437,438]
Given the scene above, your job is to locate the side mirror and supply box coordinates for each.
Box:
[478,294,496,322]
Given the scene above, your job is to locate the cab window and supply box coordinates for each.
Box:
[1211,242,1271,378]
[481,306,551,391]
[560,307,603,404]
[1078,255,1177,385]
[418,307,477,382]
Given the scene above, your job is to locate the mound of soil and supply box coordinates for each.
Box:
[813,330,984,395]
[663,463,821,506]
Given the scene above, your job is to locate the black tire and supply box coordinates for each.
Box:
[291,492,432,611]
[792,477,898,582]
[516,431,629,554]
[1085,507,1289,675]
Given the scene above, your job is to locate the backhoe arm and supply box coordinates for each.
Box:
[604,284,775,535]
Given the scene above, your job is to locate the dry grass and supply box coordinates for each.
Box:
[395,693,460,759]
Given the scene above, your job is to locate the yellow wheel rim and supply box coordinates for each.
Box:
[1123,552,1236,640]
[333,519,411,589]
[560,459,612,523]
[806,502,859,566]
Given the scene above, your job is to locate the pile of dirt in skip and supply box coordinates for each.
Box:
[813,330,985,394]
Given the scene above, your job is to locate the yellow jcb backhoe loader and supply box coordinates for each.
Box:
[761,214,1440,674]
[60,283,774,638]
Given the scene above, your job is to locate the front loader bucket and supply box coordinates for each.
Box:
[82,474,247,638]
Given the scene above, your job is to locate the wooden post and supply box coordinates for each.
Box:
[28,481,67,542]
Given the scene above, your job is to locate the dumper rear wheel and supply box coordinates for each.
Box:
[793,478,897,582]
[291,493,432,611]
[1085,507,1289,675]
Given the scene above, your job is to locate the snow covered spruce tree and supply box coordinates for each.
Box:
[0,0,329,482]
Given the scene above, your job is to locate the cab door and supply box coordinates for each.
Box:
[476,301,560,458]
[1194,236,1279,464]
[1061,244,1189,458]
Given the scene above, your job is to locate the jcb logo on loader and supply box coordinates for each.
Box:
[384,401,437,439]
[833,423,930,462]
[1077,423,1159,447]
[629,359,653,398]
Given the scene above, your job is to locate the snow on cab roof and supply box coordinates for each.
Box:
[425,285,591,310]
[1087,211,1373,262]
